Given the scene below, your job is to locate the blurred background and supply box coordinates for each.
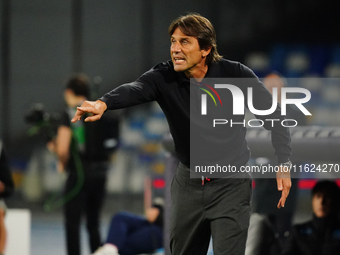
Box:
[0,0,340,254]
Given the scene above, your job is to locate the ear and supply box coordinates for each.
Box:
[202,46,212,58]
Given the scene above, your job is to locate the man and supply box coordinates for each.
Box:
[51,74,118,255]
[283,180,340,255]
[72,14,292,255]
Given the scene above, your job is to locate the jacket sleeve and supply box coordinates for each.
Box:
[239,64,292,163]
[99,68,160,110]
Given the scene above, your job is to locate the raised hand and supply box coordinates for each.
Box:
[71,100,107,123]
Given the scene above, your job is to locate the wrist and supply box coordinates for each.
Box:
[279,161,292,171]
[96,100,107,112]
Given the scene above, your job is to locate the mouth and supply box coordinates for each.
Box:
[173,57,186,64]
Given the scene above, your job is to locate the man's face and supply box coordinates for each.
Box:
[64,89,84,108]
[64,89,75,107]
[170,28,210,77]
[312,192,332,218]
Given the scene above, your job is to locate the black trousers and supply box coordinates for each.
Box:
[64,163,107,255]
[170,163,252,255]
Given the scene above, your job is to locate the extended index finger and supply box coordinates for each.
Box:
[277,177,291,208]
[71,108,86,123]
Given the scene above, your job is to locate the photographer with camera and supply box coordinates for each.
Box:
[48,74,119,255]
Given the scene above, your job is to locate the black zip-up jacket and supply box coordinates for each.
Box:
[283,215,340,255]
[100,59,291,167]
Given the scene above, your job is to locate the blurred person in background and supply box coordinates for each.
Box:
[93,198,164,255]
[262,72,307,126]
[283,180,340,255]
[0,139,14,255]
[48,74,119,255]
